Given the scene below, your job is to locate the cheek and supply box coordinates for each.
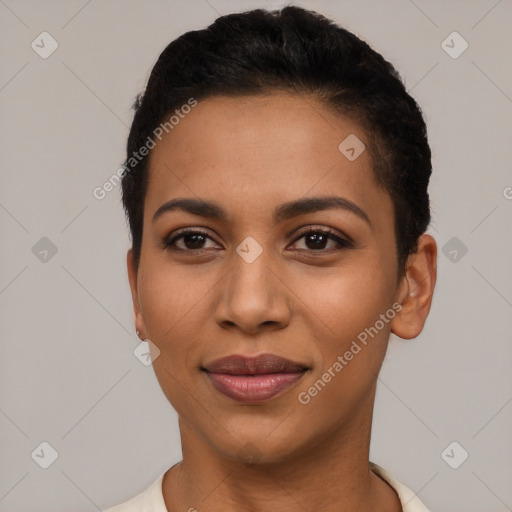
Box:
[292,256,395,346]
[138,257,207,331]
[137,262,214,377]
[295,266,394,413]
[137,264,209,410]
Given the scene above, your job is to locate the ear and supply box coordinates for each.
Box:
[127,249,147,339]
[391,234,437,340]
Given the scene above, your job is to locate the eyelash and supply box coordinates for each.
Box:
[162,227,353,254]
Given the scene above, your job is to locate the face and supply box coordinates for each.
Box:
[128,92,407,463]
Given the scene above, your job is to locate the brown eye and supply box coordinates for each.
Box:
[164,229,219,252]
[290,228,353,252]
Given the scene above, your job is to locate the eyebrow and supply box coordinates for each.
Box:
[152,195,372,227]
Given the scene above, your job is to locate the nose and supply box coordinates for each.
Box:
[214,247,291,334]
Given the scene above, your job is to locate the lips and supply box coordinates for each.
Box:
[202,353,309,403]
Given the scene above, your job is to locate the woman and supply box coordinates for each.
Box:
[106,6,437,511]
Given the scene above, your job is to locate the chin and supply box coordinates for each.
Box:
[210,428,307,467]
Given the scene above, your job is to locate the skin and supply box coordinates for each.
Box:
[127,92,437,512]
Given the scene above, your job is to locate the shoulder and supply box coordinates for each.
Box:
[103,471,167,512]
[370,462,432,512]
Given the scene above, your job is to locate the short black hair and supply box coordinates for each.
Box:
[121,6,432,278]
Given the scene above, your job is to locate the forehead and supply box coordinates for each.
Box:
[145,93,393,231]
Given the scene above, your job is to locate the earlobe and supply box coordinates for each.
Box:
[127,249,147,339]
[391,234,437,340]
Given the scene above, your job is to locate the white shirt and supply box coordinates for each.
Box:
[104,462,431,512]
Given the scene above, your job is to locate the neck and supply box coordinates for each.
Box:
[162,386,401,512]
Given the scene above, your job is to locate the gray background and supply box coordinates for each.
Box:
[1,0,511,511]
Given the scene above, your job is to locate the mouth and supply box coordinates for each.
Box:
[201,353,310,403]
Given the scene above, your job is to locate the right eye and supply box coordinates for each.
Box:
[163,229,221,253]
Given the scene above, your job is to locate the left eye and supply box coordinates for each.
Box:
[290,228,352,251]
